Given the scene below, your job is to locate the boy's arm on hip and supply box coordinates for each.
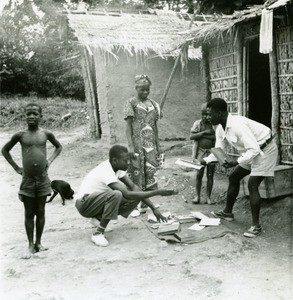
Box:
[1,132,22,172]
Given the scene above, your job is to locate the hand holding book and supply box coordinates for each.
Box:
[210,147,238,168]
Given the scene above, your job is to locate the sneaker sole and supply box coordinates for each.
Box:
[243,231,261,238]
[211,211,234,221]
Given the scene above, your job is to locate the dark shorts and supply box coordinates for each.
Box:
[19,172,51,200]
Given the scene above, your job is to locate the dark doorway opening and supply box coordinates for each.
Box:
[248,38,272,128]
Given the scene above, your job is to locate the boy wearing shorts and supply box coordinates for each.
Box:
[190,103,216,204]
[2,103,62,258]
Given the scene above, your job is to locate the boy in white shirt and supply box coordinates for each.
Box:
[75,145,178,247]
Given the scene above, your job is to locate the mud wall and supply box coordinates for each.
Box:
[101,51,205,144]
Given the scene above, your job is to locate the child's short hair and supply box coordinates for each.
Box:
[25,103,42,114]
[109,145,128,160]
[207,98,227,112]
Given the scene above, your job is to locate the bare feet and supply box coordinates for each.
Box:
[34,244,48,252]
[207,198,216,205]
[21,244,35,259]
[192,196,200,204]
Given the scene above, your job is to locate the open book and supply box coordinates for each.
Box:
[175,158,204,170]
[210,148,232,164]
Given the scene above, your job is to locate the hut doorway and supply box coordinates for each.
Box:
[247,38,272,128]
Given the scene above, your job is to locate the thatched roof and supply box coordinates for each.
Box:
[66,10,203,59]
[184,0,292,46]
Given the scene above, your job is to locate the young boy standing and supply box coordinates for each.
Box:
[2,103,62,258]
[190,103,216,204]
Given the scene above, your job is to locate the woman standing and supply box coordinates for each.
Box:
[124,75,161,215]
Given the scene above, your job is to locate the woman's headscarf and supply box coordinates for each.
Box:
[135,74,152,87]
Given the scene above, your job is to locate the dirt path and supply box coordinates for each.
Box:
[0,128,292,300]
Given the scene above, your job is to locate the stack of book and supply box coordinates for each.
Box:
[157,222,180,236]
[174,214,198,223]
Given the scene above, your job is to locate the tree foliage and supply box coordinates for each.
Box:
[0,0,84,99]
[195,0,266,14]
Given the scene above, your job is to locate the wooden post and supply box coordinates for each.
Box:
[236,31,243,115]
[94,48,113,143]
[201,45,211,102]
[269,39,281,164]
[242,42,248,117]
[160,52,181,110]
[160,14,195,111]
[80,46,101,139]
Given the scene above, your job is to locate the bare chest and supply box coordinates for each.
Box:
[21,131,47,147]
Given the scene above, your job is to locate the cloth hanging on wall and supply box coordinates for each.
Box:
[259,8,273,54]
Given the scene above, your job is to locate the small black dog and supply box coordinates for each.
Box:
[47,180,74,205]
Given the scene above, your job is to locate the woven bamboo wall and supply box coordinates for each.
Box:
[208,41,239,114]
[276,24,293,164]
[207,40,240,174]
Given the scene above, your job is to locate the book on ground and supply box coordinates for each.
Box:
[175,159,204,170]
[188,224,206,231]
[210,148,232,164]
[190,211,209,220]
[157,222,180,235]
[175,215,198,223]
[199,218,221,226]
[174,231,197,242]
[151,220,176,229]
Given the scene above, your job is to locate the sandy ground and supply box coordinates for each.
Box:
[0,127,292,300]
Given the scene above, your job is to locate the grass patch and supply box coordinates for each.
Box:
[0,96,89,129]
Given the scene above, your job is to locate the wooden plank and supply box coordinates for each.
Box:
[278,58,293,63]
[159,53,181,111]
[210,75,238,82]
[278,74,293,77]
[211,87,238,92]
[209,64,238,72]
[202,45,211,102]
[94,48,113,142]
[236,32,243,115]
[269,39,281,164]
[208,52,237,61]
[279,92,293,95]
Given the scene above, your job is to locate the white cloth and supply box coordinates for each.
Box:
[75,160,126,200]
[259,8,273,54]
[203,114,271,165]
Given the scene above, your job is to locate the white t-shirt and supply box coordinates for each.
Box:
[75,160,126,200]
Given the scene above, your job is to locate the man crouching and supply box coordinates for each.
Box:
[75,145,178,247]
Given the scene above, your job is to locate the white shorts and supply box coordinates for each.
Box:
[239,141,278,177]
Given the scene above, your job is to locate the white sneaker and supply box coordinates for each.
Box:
[91,233,109,247]
[89,218,100,227]
[130,208,140,218]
